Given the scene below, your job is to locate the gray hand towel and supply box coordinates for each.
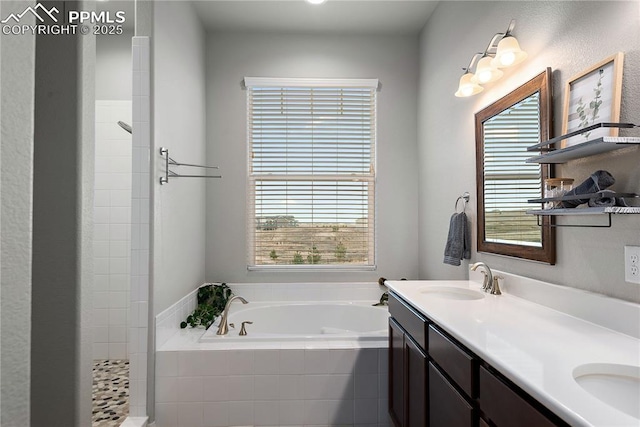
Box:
[588,190,616,207]
[444,212,471,266]
[587,190,629,208]
[561,170,615,208]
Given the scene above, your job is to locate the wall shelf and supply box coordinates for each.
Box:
[527,206,640,216]
[525,122,639,164]
[524,122,639,227]
[526,136,640,164]
[526,206,640,228]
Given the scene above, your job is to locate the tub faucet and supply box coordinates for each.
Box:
[216,296,249,335]
[470,262,493,293]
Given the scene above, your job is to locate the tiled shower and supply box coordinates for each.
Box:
[93,100,133,361]
[92,100,133,426]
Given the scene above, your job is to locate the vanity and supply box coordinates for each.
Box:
[386,273,640,427]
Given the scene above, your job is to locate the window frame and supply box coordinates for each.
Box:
[244,77,379,270]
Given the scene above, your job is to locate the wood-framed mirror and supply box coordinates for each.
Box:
[475,68,555,264]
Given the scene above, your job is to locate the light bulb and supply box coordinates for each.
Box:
[455,73,483,97]
[499,52,516,67]
[461,85,474,97]
[477,70,493,83]
[492,36,527,68]
[470,56,503,84]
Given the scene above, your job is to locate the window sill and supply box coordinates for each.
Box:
[247,265,377,272]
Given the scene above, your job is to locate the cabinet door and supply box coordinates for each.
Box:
[479,366,561,427]
[406,335,428,427]
[429,362,475,427]
[389,318,405,427]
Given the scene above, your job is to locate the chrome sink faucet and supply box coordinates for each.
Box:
[470,262,493,293]
[216,296,249,335]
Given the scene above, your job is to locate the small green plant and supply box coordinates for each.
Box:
[269,249,279,261]
[576,68,604,140]
[335,241,346,261]
[180,283,233,329]
[293,251,304,264]
[307,245,321,264]
[332,225,340,232]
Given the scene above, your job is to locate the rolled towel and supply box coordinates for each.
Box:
[588,190,616,207]
[561,170,615,208]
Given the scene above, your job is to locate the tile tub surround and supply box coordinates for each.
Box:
[154,282,391,426]
[155,348,389,427]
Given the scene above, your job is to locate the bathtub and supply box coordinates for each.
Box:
[200,301,389,342]
[156,282,392,426]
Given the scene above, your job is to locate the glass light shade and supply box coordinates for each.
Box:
[470,56,504,84]
[455,73,484,97]
[492,36,528,68]
[306,0,327,4]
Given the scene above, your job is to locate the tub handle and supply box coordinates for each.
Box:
[239,321,253,336]
[228,323,235,329]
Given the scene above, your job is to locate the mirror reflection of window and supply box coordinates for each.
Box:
[483,93,542,246]
[475,69,556,264]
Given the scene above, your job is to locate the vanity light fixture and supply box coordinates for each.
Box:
[455,20,527,97]
[306,0,327,4]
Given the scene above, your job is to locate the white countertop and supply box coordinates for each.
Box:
[385,278,640,427]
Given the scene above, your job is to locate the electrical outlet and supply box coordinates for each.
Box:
[624,246,640,284]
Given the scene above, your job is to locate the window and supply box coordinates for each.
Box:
[245,78,378,269]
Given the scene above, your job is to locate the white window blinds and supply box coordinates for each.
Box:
[482,92,542,246]
[245,78,377,268]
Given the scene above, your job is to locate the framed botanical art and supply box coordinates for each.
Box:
[561,52,624,148]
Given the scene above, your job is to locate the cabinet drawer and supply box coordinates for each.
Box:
[389,292,428,350]
[429,362,475,427]
[480,366,559,427]
[428,325,477,398]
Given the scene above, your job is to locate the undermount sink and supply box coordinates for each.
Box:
[419,286,485,301]
[573,363,640,419]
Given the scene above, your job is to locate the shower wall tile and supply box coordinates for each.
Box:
[94,99,132,361]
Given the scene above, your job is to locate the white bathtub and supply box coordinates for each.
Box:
[200,301,389,342]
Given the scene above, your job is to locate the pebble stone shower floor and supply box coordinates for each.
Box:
[92,359,129,427]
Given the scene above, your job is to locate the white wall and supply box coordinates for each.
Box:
[0,2,35,425]
[96,31,133,100]
[205,33,420,283]
[31,2,95,422]
[418,1,640,302]
[153,2,207,315]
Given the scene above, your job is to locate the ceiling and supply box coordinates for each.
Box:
[191,0,439,35]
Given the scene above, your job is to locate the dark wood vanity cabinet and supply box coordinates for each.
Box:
[388,292,569,427]
[388,296,428,427]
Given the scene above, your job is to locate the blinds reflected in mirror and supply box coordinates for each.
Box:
[482,92,542,246]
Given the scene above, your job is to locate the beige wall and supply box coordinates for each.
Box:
[0,2,35,425]
[418,1,640,302]
[153,1,207,315]
[205,32,420,283]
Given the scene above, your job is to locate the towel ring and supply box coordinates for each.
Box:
[455,192,470,213]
